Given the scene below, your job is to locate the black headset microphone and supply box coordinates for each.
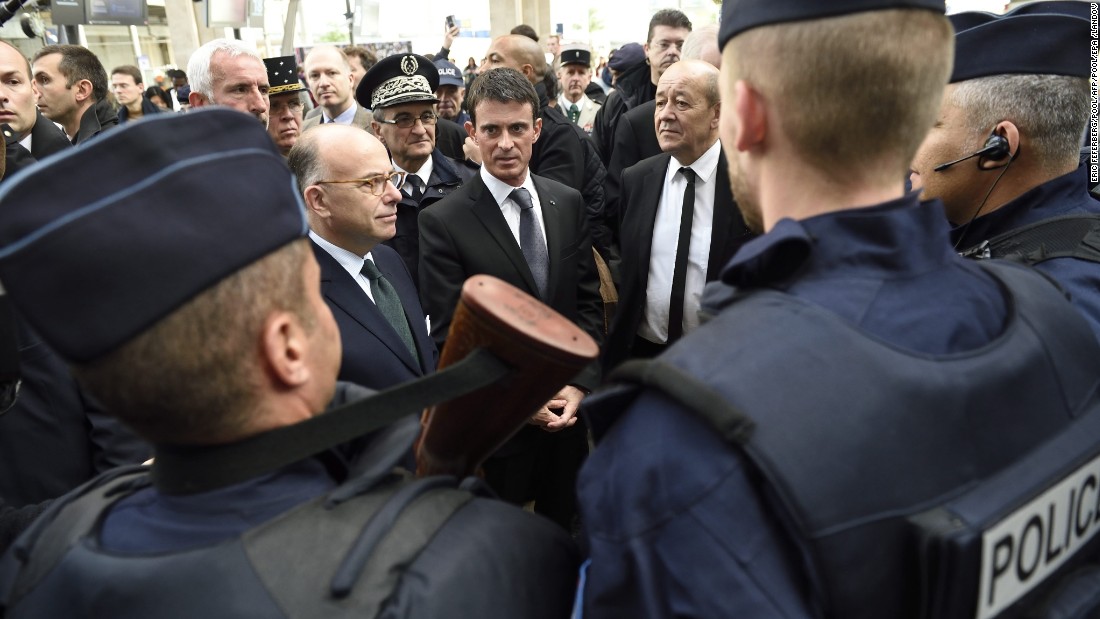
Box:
[933,132,1015,250]
[933,133,1011,171]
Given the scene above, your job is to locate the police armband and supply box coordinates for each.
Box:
[909,406,1100,619]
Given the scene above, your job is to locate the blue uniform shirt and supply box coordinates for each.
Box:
[578,193,1010,617]
[952,166,1100,341]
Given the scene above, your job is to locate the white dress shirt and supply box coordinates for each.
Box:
[395,156,434,197]
[480,166,547,252]
[322,101,359,125]
[639,139,721,343]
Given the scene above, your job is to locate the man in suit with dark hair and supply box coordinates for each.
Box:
[602,60,749,371]
[289,124,436,390]
[419,67,603,530]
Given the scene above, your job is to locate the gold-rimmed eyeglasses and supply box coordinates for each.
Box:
[378,111,439,129]
[315,171,407,196]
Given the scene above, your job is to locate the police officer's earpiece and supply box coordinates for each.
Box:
[933,132,1011,172]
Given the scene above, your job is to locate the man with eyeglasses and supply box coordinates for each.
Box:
[289,123,437,391]
[358,53,475,284]
[264,56,307,157]
[591,9,692,165]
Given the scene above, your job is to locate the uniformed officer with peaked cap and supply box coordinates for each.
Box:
[0,108,578,618]
[575,0,1100,617]
[357,53,475,285]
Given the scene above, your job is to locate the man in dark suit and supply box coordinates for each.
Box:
[419,68,603,530]
[0,43,147,509]
[603,29,724,279]
[603,60,749,371]
[289,124,436,390]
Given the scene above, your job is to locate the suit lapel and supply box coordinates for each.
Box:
[310,241,421,374]
[533,176,562,300]
[468,175,541,295]
[633,154,672,280]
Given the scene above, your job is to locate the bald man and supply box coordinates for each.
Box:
[602,60,748,371]
[302,45,372,131]
[289,124,436,390]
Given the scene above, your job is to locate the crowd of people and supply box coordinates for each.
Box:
[0,0,1098,616]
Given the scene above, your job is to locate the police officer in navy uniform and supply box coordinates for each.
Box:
[575,0,1100,617]
[358,53,475,285]
[0,109,578,618]
[909,11,1100,339]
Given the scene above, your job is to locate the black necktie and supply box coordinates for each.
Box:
[360,259,419,361]
[405,175,424,202]
[568,103,580,124]
[667,167,695,342]
[510,188,549,299]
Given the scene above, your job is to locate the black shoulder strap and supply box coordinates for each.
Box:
[152,348,510,495]
[606,359,755,445]
[961,215,1100,265]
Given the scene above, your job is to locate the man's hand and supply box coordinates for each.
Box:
[527,385,585,433]
[462,137,482,165]
[443,25,460,51]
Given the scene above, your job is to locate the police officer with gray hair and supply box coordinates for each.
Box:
[576,0,1100,617]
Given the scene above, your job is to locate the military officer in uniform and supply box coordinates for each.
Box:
[359,53,475,285]
[576,0,1100,617]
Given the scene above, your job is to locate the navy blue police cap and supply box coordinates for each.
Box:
[434,59,464,88]
[719,0,945,49]
[356,53,439,110]
[264,55,306,95]
[948,11,997,32]
[0,108,309,363]
[607,43,644,71]
[951,13,1090,83]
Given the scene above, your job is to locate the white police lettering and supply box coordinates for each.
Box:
[977,452,1100,619]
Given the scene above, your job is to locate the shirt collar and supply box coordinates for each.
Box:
[309,230,373,270]
[394,155,434,188]
[558,94,586,110]
[722,191,954,289]
[325,101,358,124]
[951,166,1095,249]
[480,165,537,208]
[670,139,721,184]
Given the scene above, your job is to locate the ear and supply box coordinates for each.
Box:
[521,65,535,81]
[710,101,721,130]
[188,90,207,107]
[370,120,384,144]
[993,120,1020,158]
[464,120,475,140]
[260,310,312,389]
[73,79,93,104]
[303,185,329,217]
[531,117,542,143]
[733,79,766,152]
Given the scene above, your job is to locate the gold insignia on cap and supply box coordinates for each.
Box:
[401,55,418,76]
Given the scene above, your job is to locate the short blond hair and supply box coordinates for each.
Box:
[724,9,952,183]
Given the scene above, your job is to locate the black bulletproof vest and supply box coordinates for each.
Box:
[0,469,474,618]
[612,260,1100,619]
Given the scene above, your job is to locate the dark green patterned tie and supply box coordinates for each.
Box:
[568,103,580,124]
[361,259,419,361]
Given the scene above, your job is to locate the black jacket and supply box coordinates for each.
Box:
[590,61,655,164]
[118,97,165,124]
[72,98,119,145]
[28,111,71,162]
